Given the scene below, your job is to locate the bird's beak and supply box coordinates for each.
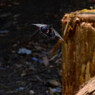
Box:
[32,24,43,28]
[32,24,40,28]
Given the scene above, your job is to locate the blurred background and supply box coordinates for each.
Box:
[0,0,94,95]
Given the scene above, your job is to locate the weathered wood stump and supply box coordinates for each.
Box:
[62,9,95,95]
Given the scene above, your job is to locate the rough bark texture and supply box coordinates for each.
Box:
[62,9,95,95]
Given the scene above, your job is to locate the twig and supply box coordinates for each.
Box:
[63,19,71,37]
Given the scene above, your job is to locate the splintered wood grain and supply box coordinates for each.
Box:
[76,77,95,95]
[62,15,95,95]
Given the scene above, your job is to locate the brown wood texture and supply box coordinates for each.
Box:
[62,9,95,95]
[76,77,95,95]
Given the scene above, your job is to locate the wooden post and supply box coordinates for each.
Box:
[62,9,95,95]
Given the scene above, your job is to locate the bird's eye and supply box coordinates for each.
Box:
[41,27,48,31]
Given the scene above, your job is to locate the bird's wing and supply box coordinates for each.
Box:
[32,24,47,28]
[52,27,64,41]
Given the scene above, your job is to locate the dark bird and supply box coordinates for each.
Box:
[32,24,64,41]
